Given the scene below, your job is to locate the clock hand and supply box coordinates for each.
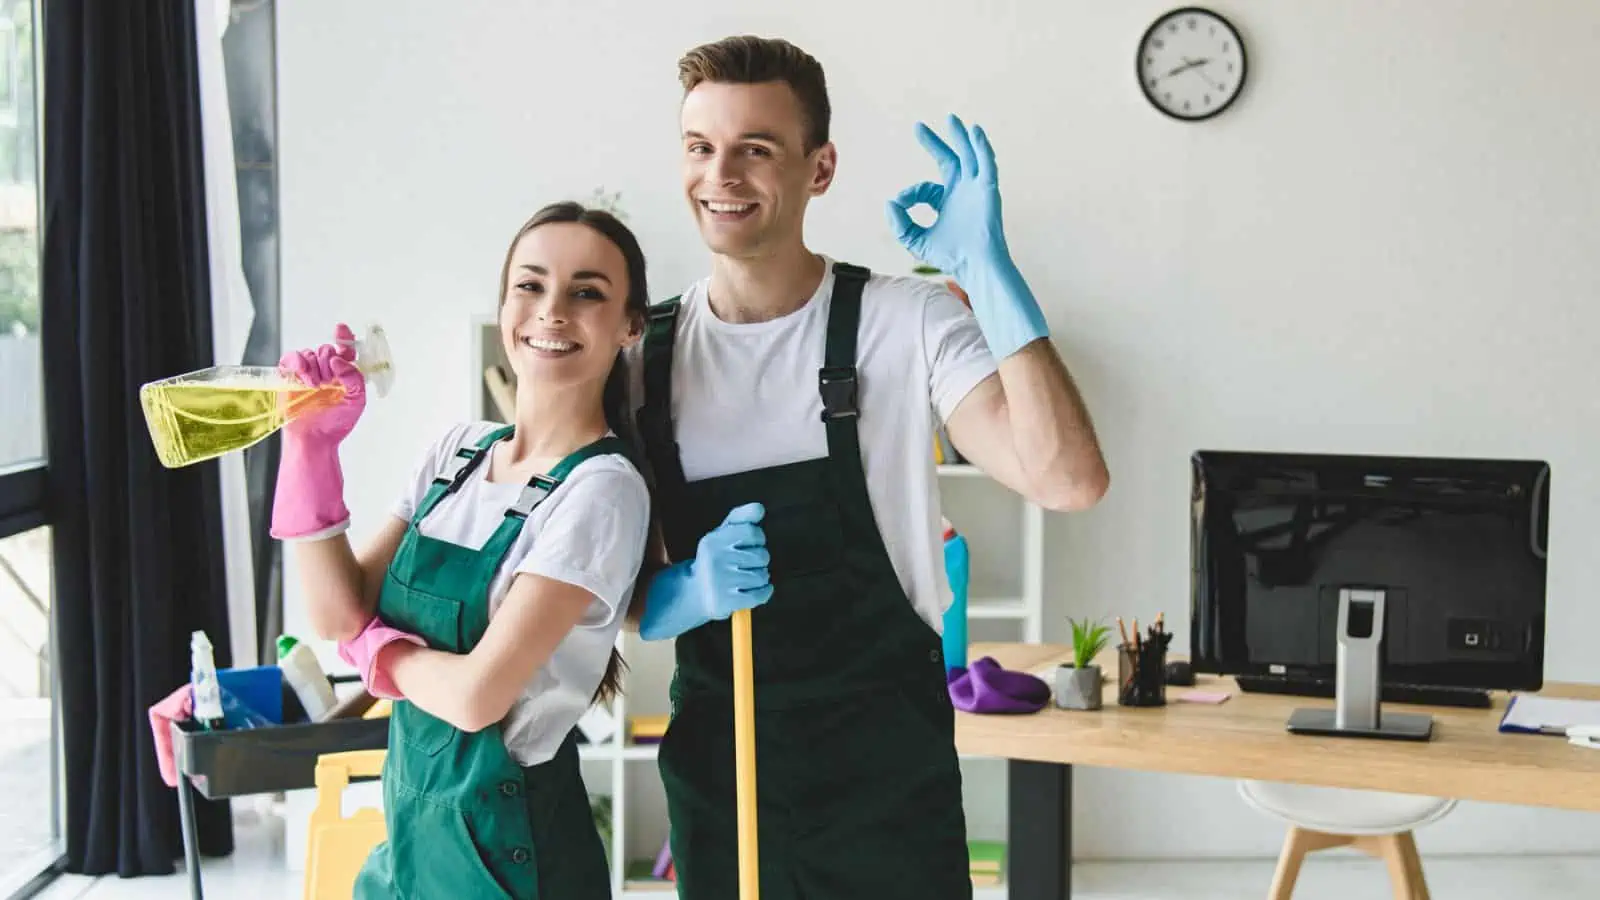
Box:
[1191,68,1223,90]
[1182,57,1224,90]
[1165,59,1202,78]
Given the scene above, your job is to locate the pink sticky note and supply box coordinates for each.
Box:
[1178,690,1231,704]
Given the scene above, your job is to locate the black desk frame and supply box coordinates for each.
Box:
[1009,760,1072,898]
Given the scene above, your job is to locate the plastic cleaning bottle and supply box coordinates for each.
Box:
[941,518,970,672]
[190,630,226,731]
[277,635,338,722]
[139,324,397,469]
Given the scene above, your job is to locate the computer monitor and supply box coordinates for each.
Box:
[1189,450,1550,741]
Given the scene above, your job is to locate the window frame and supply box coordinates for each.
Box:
[0,0,62,893]
[0,462,46,540]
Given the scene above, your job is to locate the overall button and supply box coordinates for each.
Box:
[511,848,530,864]
[929,649,941,663]
[499,780,520,797]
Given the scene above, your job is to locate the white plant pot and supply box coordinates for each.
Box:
[1055,664,1103,711]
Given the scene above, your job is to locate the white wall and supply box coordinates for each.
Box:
[276,0,1600,861]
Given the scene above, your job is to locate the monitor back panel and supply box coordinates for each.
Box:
[1189,450,1550,691]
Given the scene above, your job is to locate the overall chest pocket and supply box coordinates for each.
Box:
[379,576,468,757]
[760,493,846,581]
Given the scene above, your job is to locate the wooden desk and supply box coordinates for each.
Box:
[955,642,1600,899]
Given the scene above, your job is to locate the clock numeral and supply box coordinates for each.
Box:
[1146,56,1153,65]
[1163,92,1173,103]
[1227,62,1235,73]
[1204,95,1212,105]
[1168,23,1177,33]
[1223,41,1232,53]
[1153,39,1164,49]
[1183,100,1191,111]
[1148,78,1158,89]
[1187,17,1197,29]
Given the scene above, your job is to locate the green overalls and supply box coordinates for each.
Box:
[639,261,972,899]
[353,425,623,900]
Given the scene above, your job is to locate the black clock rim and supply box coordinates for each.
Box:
[1136,5,1249,123]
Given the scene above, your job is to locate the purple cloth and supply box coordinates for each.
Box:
[946,656,1050,714]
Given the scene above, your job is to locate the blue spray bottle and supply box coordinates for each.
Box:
[941,518,970,672]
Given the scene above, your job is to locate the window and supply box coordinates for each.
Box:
[0,0,54,893]
[0,0,37,476]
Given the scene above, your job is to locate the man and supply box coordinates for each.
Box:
[629,35,1108,900]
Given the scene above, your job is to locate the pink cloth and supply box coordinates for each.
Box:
[270,323,367,540]
[338,618,426,700]
[148,683,193,788]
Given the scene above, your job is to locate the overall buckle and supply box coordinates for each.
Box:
[509,475,557,519]
[818,366,859,421]
[434,447,480,492]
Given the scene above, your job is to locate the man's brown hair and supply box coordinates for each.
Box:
[678,35,830,153]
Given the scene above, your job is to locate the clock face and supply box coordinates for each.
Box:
[1138,7,1247,121]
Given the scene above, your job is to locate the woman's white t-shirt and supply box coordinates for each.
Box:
[390,420,650,766]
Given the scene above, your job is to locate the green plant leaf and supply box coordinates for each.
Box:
[1067,617,1111,668]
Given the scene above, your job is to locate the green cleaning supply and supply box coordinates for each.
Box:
[277,634,337,721]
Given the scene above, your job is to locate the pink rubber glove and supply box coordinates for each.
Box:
[148,683,193,788]
[270,323,367,540]
[337,617,426,700]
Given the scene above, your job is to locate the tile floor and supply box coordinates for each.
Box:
[27,810,1600,899]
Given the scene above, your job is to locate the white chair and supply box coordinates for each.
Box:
[1238,779,1456,900]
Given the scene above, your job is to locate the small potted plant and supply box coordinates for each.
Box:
[1056,617,1111,710]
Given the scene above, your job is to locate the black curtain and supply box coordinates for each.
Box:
[41,0,236,876]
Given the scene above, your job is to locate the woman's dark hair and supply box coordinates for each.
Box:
[497,200,653,706]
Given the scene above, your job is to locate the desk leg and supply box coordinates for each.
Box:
[1008,760,1071,899]
[175,742,204,900]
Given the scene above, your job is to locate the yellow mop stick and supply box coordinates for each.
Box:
[732,607,759,900]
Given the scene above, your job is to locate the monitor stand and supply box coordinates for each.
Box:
[1285,588,1434,742]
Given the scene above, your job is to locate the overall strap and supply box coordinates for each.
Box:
[411,424,515,524]
[478,434,635,567]
[638,297,688,499]
[505,435,633,520]
[820,262,871,498]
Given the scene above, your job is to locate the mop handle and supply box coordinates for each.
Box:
[732,607,759,900]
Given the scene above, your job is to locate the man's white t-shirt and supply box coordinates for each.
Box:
[390,421,650,766]
[628,254,998,630]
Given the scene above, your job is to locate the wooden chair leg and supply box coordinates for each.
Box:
[1269,826,1353,900]
[1354,832,1429,900]
[1384,832,1429,900]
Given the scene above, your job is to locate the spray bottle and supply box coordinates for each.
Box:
[941,518,970,672]
[190,630,226,730]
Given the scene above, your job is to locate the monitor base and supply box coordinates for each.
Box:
[1286,707,1434,742]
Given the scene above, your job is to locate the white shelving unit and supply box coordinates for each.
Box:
[472,320,1045,898]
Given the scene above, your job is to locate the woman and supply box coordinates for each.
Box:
[270,201,653,899]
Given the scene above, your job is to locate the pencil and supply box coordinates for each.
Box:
[1117,616,1131,649]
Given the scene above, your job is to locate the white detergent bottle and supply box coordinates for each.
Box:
[277,635,337,722]
[190,630,225,730]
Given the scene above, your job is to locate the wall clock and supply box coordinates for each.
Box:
[1137,7,1247,121]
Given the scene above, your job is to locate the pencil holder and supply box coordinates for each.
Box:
[1117,641,1167,707]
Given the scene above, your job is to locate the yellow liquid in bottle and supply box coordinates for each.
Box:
[140,376,345,468]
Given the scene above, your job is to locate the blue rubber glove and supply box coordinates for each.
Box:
[885,113,1050,360]
[638,502,773,641]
